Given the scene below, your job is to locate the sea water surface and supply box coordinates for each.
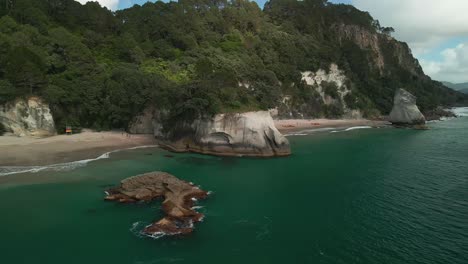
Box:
[0,110,467,264]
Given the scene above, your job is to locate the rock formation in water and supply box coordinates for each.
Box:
[0,97,56,137]
[156,111,291,157]
[105,172,209,237]
[389,89,426,126]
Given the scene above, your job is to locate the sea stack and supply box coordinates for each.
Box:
[105,172,209,238]
[389,88,426,127]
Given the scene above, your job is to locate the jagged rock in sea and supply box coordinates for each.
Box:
[424,106,456,121]
[0,97,56,137]
[389,89,426,126]
[105,171,209,238]
[156,111,291,157]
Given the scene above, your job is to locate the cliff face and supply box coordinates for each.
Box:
[333,24,425,77]
[333,24,385,72]
[128,107,158,134]
[153,111,291,157]
[0,97,56,137]
[278,64,363,119]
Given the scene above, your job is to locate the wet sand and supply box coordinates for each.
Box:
[0,131,157,166]
[275,119,390,133]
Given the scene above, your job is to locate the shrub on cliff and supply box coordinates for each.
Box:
[323,81,340,99]
[0,80,15,104]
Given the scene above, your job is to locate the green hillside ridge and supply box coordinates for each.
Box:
[442,82,468,94]
[0,0,466,132]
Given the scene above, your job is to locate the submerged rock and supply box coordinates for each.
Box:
[105,172,208,237]
[389,89,426,126]
[0,97,56,137]
[157,111,291,157]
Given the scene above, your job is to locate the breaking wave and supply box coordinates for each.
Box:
[330,126,372,133]
[0,145,158,177]
[452,107,468,117]
[285,127,336,136]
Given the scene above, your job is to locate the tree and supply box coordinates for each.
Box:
[381,26,395,36]
[0,79,15,103]
[5,46,47,95]
[0,121,5,136]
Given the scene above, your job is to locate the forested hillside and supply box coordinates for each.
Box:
[443,82,468,94]
[0,0,466,131]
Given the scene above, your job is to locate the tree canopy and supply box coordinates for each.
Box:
[0,0,465,131]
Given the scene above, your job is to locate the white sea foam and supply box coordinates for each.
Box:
[344,126,372,131]
[285,133,308,137]
[330,126,372,133]
[452,107,468,117]
[285,127,336,136]
[0,145,159,177]
[144,231,167,240]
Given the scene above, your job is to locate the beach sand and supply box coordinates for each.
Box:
[275,119,390,133]
[0,131,157,166]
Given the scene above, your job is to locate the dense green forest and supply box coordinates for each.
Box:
[0,0,466,131]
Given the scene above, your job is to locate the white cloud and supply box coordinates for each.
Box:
[76,0,120,10]
[351,0,468,81]
[420,43,468,83]
[352,0,468,52]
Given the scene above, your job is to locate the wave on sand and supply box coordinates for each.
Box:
[0,145,158,177]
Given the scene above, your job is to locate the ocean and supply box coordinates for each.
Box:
[0,109,467,264]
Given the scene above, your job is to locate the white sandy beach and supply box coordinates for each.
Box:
[0,130,157,166]
[274,119,390,133]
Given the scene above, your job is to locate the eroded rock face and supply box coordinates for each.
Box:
[0,97,56,137]
[105,172,209,238]
[389,89,426,126]
[278,64,363,119]
[333,24,425,77]
[128,107,157,134]
[157,111,291,157]
[333,24,385,71]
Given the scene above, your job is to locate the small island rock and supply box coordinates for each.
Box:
[105,172,209,238]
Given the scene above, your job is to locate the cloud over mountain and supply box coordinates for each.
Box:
[352,0,468,82]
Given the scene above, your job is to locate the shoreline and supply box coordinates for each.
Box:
[0,119,388,168]
[274,119,391,134]
[0,131,157,167]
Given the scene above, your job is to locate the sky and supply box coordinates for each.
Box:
[76,0,468,83]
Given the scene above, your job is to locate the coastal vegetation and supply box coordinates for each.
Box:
[0,122,5,135]
[0,0,466,132]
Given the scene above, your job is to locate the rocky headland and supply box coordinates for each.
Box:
[105,172,209,238]
[131,110,291,157]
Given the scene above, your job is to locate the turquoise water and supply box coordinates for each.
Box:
[0,117,467,263]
